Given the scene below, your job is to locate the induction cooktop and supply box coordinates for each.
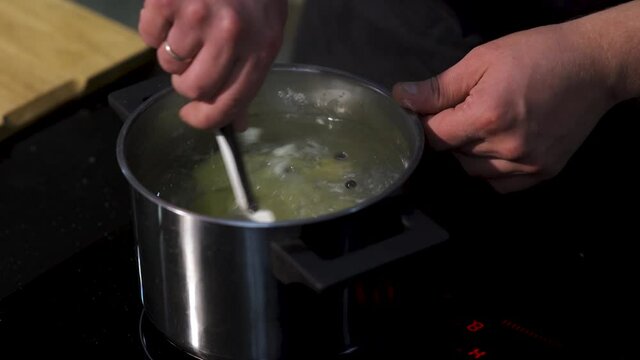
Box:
[0,219,635,360]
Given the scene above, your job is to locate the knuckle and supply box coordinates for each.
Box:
[466,45,489,62]
[478,113,500,134]
[468,42,500,61]
[427,76,442,105]
[477,104,508,135]
[218,8,243,40]
[500,139,526,161]
[182,1,209,25]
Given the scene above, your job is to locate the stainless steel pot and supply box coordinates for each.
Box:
[110,64,448,359]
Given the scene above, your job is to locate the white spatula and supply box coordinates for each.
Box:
[215,125,275,223]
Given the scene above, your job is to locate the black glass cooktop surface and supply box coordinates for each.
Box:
[0,218,636,360]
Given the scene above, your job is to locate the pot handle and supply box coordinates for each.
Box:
[271,209,448,292]
[108,75,171,121]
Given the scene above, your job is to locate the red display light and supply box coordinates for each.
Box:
[466,320,485,333]
[467,347,487,359]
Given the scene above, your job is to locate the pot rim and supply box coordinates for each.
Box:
[116,63,424,228]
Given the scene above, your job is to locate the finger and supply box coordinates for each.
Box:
[138,6,171,47]
[179,57,267,129]
[171,40,236,101]
[157,32,200,75]
[156,1,208,74]
[423,104,482,150]
[458,136,526,161]
[455,139,489,157]
[392,54,486,114]
[453,153,539,179]
[487,175,542,194]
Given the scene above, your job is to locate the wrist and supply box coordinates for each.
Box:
[563,1,640,104]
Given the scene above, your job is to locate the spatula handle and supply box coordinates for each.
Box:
[215,125,258,212]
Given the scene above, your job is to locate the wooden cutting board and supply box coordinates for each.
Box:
[0,0,153,141]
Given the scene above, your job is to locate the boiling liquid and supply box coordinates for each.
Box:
[154,114,410,221]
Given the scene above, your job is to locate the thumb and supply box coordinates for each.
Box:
[392,56,483,114]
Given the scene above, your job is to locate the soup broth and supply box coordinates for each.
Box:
[151,113,410,221]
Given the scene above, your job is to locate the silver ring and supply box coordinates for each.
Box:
[163,41,190,62]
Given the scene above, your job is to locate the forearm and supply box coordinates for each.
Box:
[564,0,640,103]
